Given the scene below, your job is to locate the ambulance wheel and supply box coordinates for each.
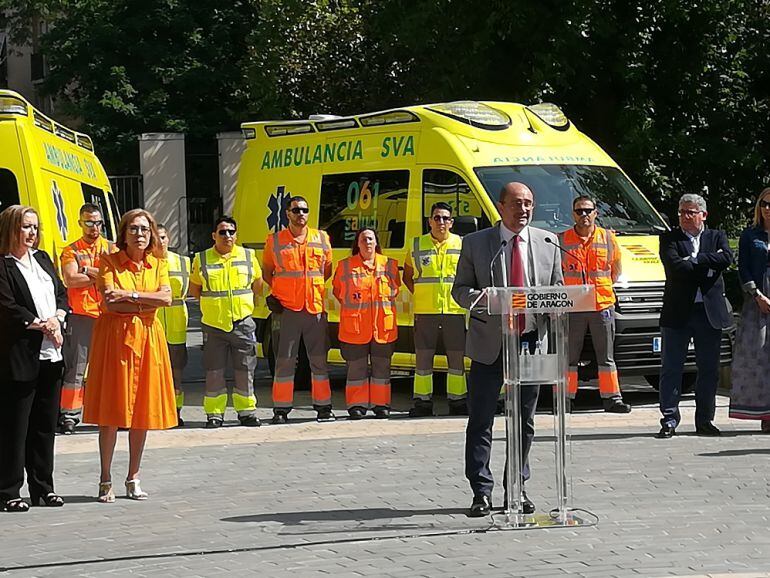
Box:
[262,324,311,391]
[644,373,696,394]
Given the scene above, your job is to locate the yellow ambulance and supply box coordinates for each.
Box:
[234,100,731,389]
[0,90,119,264]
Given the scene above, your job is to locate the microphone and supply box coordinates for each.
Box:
[545,236,587,285]
[489,239,508,288]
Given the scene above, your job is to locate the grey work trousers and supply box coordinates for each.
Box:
[60,314,96,424]
[202,317,257,418]
[414,313,467,401]
[340,341,395,409]
[272,309,331,411]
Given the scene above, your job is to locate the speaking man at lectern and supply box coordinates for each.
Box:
[452,182,563,517]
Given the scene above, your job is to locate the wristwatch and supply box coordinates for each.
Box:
[80,266,88,275]
[131,291,139,302]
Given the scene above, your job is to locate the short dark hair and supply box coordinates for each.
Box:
[79,203,101,216]
[352,227,382,255]
[156,223,167,231]
[430,202,453,216]
[572,195,596,210]
[213,216,237,232]
[285,195,308,210]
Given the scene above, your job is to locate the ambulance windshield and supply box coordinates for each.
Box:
[475,165,668,234]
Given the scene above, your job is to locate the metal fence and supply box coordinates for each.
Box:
[108,175,144,213]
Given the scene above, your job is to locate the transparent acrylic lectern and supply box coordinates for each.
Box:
[481,284,596,528]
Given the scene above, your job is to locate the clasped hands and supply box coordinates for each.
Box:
[39,317,63,348]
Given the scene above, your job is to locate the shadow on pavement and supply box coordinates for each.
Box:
[698,448,770,457]
[222,507,468,525]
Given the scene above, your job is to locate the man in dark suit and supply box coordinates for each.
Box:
[657,193,733,438]
[452,182,562,517]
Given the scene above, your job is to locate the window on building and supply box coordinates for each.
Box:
[422,168,490,235]
[319,170,409,249]
[0,169,20,211]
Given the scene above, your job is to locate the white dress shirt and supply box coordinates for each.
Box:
[499,223,536,333]
[684,226,704,303]
[12,250,62,362]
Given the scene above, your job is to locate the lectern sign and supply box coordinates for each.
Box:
[486,284,596,314]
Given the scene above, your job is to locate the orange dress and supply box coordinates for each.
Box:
[83,251,177,429]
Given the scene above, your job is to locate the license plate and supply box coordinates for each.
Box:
[652,337,661,353]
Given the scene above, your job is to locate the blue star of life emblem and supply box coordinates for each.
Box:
[267,185,291,232]
[51,181,67,240]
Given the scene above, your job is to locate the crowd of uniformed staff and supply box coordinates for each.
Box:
[1,183,769,516]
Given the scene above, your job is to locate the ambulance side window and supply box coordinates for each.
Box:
[319,170,409,249]
[0,169,20,211]
[81,184,115,241]
[422,169,490,236]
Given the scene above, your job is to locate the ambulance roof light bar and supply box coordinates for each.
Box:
[427,101,511,131]
[526,103,570,130]
[0,94,28,116]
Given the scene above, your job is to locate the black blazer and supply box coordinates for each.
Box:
[659,227,733,330]
[0,250,68,382]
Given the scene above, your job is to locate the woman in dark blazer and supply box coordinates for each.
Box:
[0,205,68,512]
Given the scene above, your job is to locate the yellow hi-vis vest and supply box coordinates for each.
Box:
[157,251,190,345]
[196,245,258,332]
[411,233,464,315]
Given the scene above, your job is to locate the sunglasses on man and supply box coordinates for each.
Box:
[573,208,595,216]
[81,220,103,228]
[432,215,453,223]
[217,229,237,237]
[289,207,310,215]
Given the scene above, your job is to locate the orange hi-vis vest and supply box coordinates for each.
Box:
[333,254,401,345]
[60,236,116,318]
[266,228,331,314]
[559,226,617,311]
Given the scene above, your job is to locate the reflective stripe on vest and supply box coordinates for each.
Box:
[158,251,189,345]
[337,254,398,344]
[269,228,329,313]
[411,233,464,315]
[197,246,256,332]
[559,227,616,310]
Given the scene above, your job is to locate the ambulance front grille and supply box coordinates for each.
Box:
[614,281,665,315]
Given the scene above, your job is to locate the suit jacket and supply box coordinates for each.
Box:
[659,227,733,330]
[452,223,563,365]
[0,250,68,382]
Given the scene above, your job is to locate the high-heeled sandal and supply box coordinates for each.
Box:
[30,492,64,507]
[97,481,116,503]
[1,498,30,512]
[125,479,148,500]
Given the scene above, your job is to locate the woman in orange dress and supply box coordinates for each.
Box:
[83,209,176,503]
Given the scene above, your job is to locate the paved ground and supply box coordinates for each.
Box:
[2,307,769,577]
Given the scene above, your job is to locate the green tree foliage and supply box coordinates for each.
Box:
[1,0,767,229]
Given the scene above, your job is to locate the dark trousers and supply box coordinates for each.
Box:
[0,360,63,501]
[659,304,722,428]
[465,335,540,499]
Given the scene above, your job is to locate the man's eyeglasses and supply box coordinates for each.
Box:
[82,220,103,228]
[128,225,151,235]
[760,201,770,210]
[217,229,237,237]
[289,207,310,215]
[573,208,595,216]
[678,210,703,218]
[432,215,453,223]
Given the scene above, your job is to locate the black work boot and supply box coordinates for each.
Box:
[409,400,433,418]
[316,405,336,422]
[271,411,289,425]
[448,399,468,416]
[603,397,632,413]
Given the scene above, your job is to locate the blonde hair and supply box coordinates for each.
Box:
[752,187,770,227]
[0,205,40,255]
[116,208,160,254]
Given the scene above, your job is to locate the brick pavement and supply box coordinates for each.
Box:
[2,399,770,578]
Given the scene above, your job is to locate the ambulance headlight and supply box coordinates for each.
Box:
[427,101,511,130]
[527,103,570,130]
[0,95,28,116]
